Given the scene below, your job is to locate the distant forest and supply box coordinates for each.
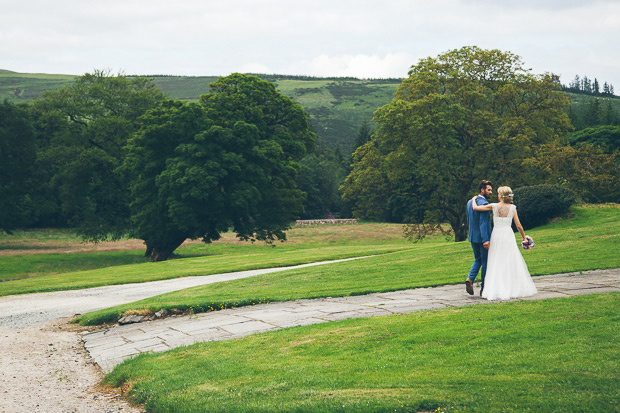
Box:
[562,74,615,96]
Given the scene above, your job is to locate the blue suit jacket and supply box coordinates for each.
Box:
[467,195,492,243]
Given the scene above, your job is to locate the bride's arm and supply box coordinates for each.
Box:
[513,210,526,241]
[471,196,493,211]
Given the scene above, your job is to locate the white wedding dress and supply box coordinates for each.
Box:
[482,204,537,301]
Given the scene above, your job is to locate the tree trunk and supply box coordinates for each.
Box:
[454,223,468,242]
[144,243,153,258]
[147,237,187,262]
[450,210,469,242]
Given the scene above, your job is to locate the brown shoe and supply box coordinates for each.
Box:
[465,279,474,295]
[480,288,483,297]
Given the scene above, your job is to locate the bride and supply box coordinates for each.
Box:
[471,186,537,300]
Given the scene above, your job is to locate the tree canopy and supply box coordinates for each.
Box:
[341,46,572,240]
[30,70,167,238]
[567,125,620,153]
[125,74,315,260]
[0,100,36,233]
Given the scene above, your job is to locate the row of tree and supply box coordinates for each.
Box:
[3,47,620,257]
[567,96,620,130]
[563,75,615,96]
[1,72,320,260]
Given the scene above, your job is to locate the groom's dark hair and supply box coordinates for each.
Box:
[478,180,492,192]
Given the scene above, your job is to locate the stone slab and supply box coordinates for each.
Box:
[82,268,620,373]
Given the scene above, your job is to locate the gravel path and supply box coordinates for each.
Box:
[0,257,367,329]
[0,257,366,412]
[0,319,141,413]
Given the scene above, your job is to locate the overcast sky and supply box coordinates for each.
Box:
[3,0,619,88]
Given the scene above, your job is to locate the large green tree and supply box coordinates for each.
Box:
[0,100,36,232]
[342,46,571,240]
[31,71,166,238]
[125,74,315,261]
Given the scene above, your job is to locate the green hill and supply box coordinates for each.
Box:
[0,70,76,100]
[147,75,401,150]
[1,70,399,152]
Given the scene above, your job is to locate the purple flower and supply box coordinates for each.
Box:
[522,235,536,250]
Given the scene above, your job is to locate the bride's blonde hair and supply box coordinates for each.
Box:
[498,186,514,203]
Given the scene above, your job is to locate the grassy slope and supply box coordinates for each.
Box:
[75,205,620,325]
[273,79,399,151]
[105,292,620,412]
[0,70,76,100]
[567,92,620,110]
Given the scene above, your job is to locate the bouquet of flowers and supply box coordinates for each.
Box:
[522,235,535,250]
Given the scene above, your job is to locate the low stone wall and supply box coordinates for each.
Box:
[295,219,358,226]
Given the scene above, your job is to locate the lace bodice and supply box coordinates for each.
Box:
[492,203,515,228]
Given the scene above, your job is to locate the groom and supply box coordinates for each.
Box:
[465,180,493,296]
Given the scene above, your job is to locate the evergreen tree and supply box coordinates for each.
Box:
[593,78,600,95]
[353,121,373,150]
[583,76,592,94]
[602,100,620,125]
[125,74,315,260]
[584,98,603,127]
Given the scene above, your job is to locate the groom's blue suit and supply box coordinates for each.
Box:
[467,195,492,290]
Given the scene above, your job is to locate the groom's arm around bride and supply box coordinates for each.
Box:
[465,180,493,295]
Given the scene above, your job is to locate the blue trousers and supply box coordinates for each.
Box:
[468,242,488,290]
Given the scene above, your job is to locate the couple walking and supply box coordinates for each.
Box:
[465,180,537,300]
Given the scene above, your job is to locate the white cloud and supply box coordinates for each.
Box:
[291,53,416,79]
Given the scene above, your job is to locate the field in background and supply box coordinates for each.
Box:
[0,69,75,100]
[0,222,412,296]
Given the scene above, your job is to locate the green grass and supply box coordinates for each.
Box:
[567,92,620,112]
[0,250,148,282]
[0,223,411,297]
[0,229,148,281]
[74,205,620,325]
[0,70,76,101]
[104,292,620,412]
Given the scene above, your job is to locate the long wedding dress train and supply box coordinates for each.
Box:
[482,204,537,301]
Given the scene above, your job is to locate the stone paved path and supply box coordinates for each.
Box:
[83,268,620,373]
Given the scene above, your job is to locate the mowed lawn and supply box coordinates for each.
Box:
[76,205,620,325]
[105,293,620,412]
[0,223,412,296]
